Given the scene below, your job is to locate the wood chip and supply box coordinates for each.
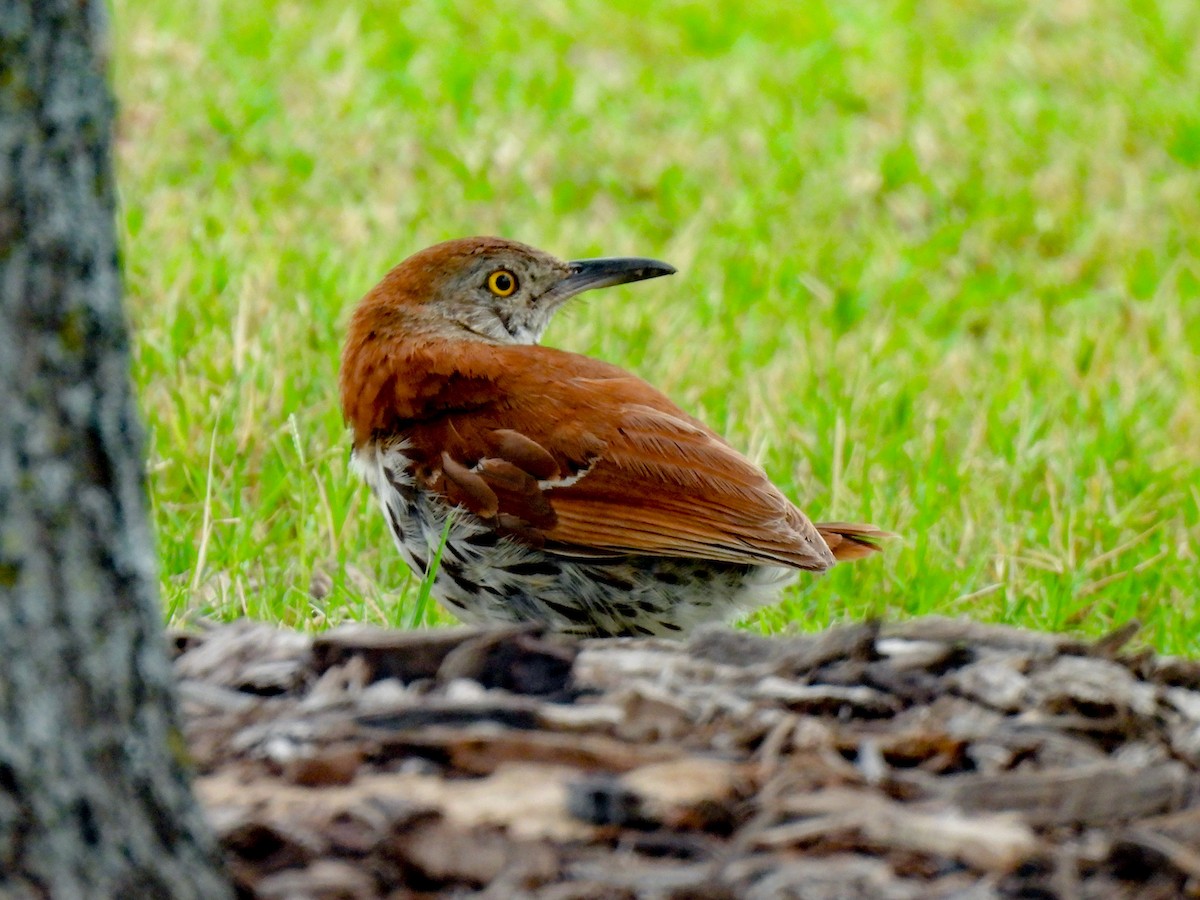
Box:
[176,618,1200,897]
[938,761,1191,826]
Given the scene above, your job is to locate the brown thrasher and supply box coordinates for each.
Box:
[340,237,886,636]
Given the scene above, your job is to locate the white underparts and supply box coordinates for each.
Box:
[351,441,800,636]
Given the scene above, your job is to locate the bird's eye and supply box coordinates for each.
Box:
[486,269,517,297]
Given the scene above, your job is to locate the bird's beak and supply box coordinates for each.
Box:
[542,256,676,307]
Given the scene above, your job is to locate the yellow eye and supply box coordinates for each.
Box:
[487,269,518,297]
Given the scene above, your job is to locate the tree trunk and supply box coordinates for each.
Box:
[0,3,232,896]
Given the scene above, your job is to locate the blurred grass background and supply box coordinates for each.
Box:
[112,0,1200,650]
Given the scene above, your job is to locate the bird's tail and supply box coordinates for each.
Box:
[815,522,893,561]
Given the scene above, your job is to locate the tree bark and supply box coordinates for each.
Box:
[0,3,232,897]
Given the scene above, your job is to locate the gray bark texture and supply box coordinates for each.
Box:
[0,2,231,897]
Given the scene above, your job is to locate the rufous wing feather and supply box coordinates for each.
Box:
[399,343,839,571]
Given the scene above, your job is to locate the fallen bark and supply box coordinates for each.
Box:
[176,619,1200,898]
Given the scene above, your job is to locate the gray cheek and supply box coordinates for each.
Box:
[509,326,543,344]
[455,305,511,342]
[507,304,553,345]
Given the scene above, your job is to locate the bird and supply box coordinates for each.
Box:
[340,237,887,637]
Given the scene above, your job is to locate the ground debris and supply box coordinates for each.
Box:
[175,618,1200,898]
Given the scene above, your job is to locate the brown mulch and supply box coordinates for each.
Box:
[173,618,1200,899]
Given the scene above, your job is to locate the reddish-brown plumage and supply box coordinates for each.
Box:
[340,237,888,635]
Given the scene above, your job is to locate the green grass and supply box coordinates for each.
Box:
[112,0,1200,652]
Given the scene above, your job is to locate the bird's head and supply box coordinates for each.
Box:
[354,236,675,345]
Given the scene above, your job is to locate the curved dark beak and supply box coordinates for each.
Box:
[542,256,676,307]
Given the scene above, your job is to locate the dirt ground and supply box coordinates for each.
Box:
[174,618,1200,899]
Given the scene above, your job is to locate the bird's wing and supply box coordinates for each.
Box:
[394,345,837,571]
